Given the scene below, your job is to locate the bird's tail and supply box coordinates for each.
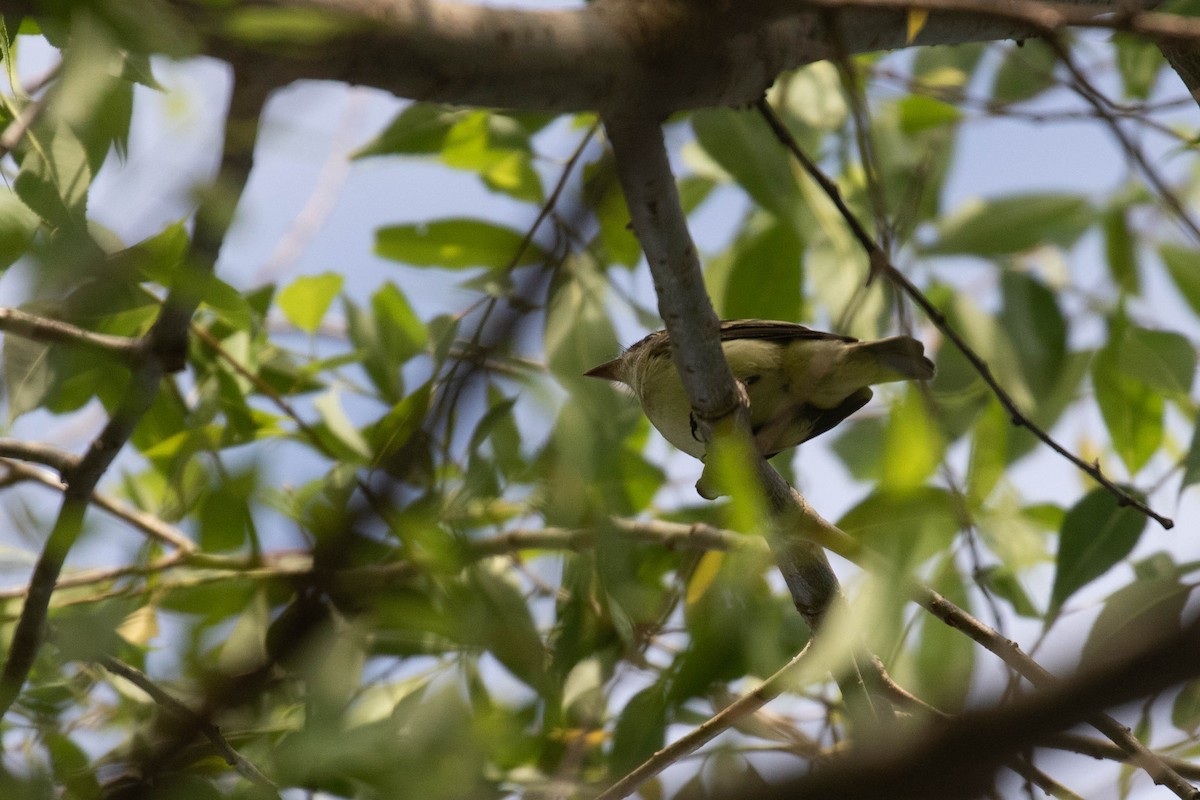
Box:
[858,336,936,381]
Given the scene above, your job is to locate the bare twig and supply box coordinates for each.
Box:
[0,307,142,360]
[594,643,814,800]
[98,656,279,793]
[755,97,1174,530]
[0,459,195,553]
[0,440,80,475]
[1047,35,1200,246]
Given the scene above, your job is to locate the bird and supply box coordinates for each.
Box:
[585,319,935,460]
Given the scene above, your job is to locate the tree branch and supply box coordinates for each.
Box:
[0,307,142,360]
[98,655,279,794]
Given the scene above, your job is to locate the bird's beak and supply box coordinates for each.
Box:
[584,359,622,382]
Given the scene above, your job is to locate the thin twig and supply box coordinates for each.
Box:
[0,459,196,553]
[1047,35,1200,246]
[755,97,1173,530]
[98,656,279,794]
[594,643,813,800]
[0,307,143,360]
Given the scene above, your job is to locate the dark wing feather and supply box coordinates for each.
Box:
[718,319,858,344]
[802,388,873,444]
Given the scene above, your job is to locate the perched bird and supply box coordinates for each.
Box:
[586,320,935,459]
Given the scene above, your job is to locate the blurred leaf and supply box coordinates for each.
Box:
[838,487,959,569]
[15,121,90,231]
[686,551,724,606]
[913,42,985,87]
[1182,423,1200,495]
[582,152,640,268]
[313,388,372,463]
[1093,341,1163,474]
[1000,271,1066,396]
[462,564,547,689]
[896,94,961,134]
[1116,326,1195,396]
[3,334,53,422]
[991,39,1058,104]
[1102,208,1139,294]
[691,107,801,224]
[719,215,804,321]
[278,272,344,333]
[46,733,100,800]
[1160,244,1200,319]
[924,194,1093,256]
[355,103,461,157]
[610,685,667,777]
[1082,570,1188,664]
[977,566,1040,617]
[832,416,886,481]
[1174,680,1200,732]
[1050,487,1149,617]
[0,189,39,270]
[1114,32,1165,99]
[967,399,1009,502]
[375,218,545,269]
[439,111,543,202]
[880,388,944,492]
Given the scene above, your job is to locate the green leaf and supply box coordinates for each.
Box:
[15,122,91,231]
[1114,32,1165,100]
[991,39,1058,104]
[373,282,427,364]
[582,153,640,268]
[880,388,945,492]
[610,685,668,777]
[1160,244,1200,319]
[691,107,801,223]
[1093,342,1163,474]
[967,399,1010,502]
[439,111,543,203]
[1081,572,1188,663]
[313,389,372,463]
[354,103,461,157]
[375,218,545,269]
[278,273,344,334]
[1116,327,1195,396]
[1102,208,1140,294]
[719,215,803,321]
[832,416,887,482]
[0,189,39,270]
[1173,680,1200,732]
[924,194,1093,257]
[896,94,961,134]
[1050,487,1149,616]
[1000,271,1066,397]
[369,383,431,466]
[838,487,959,569]
[3,333,53,422]
[1182,423,1200,495]
[977,566,1040,617]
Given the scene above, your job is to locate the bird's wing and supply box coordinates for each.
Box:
[718,320,858,344]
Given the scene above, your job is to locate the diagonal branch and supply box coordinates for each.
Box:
[0,307,142,360]
[98,656,279,794]
[755,98,1174,530]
